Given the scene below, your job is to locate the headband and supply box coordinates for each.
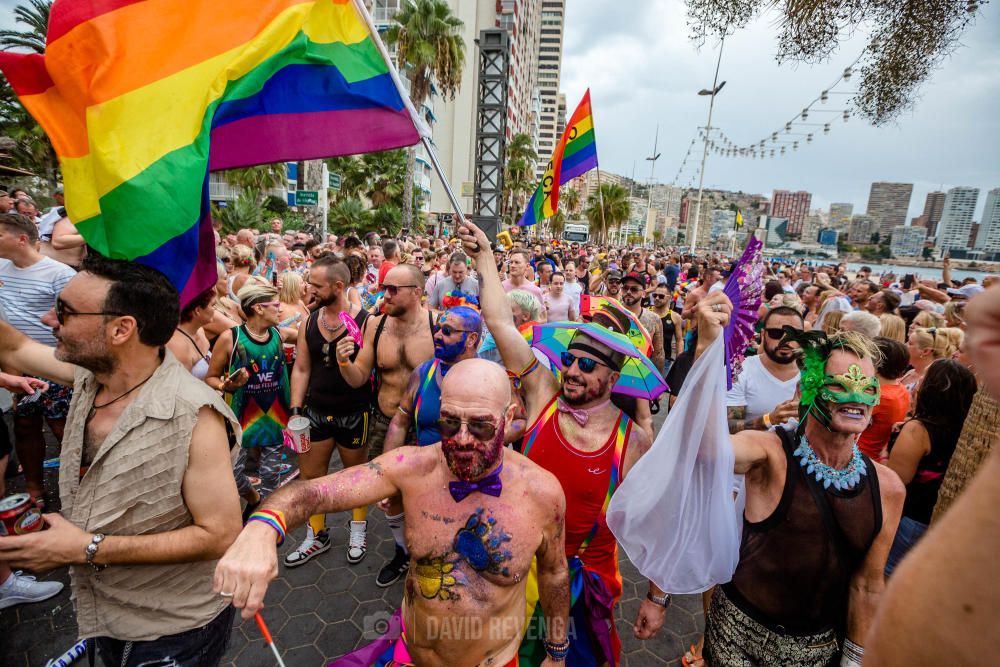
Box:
[567,340,623,371]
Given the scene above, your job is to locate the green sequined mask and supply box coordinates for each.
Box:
[818,364,881,407]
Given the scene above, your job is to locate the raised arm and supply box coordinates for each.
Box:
[214,448,412,618]
[458,222,558,420]
[0,319,75,386]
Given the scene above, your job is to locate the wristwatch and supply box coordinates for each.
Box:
[646,590,671,608]
[85,533,107,571]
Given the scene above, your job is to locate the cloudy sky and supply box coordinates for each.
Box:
[560,0,1000,223]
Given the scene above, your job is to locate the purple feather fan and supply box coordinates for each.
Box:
[722,236,765,390]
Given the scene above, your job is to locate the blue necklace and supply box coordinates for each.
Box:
[794,434,866,491]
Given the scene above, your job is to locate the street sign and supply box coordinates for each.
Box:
[329,173,342,191]
[296,190,319,206]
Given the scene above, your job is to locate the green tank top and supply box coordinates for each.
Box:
[226,325,290,448]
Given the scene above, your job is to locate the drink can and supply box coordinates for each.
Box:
[0,493,43,536]
[284,415,311,454]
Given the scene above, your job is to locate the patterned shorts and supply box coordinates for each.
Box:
[703,587,840,667]
[13,380,72,420]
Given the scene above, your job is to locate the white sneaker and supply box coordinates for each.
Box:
[282,526,331,568]
[347,520,368,564]
[0,571,64,610]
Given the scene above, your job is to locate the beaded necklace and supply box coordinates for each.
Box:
[794,434,866,491]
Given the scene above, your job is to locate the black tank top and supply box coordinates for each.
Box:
[660,313,676,361]
[304,307,372,415]
[724,427,882,635]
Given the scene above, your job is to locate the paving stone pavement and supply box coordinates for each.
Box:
[5,412,704,665]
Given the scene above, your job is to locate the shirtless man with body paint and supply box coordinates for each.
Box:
[215,359,570,667]
[336,262,437,586]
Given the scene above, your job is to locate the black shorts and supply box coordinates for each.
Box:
[0,411,11,459]
[305,407,370,450]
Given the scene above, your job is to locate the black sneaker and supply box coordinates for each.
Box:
[376,544,410,587]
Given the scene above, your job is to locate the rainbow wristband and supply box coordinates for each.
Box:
[248,509,287,546]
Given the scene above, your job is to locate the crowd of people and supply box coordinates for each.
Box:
[0,193,998,666]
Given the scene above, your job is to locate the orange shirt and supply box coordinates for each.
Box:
[858,383,911,460]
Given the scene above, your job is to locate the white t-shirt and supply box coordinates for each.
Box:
[0,256,76,346]
[37,207,63,241]
[725,355,799,422]
[563,280,583,310]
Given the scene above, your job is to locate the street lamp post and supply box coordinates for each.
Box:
[689,37,725,255]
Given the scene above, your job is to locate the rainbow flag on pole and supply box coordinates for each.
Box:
[0,0,426,303]
[517,89,598,227]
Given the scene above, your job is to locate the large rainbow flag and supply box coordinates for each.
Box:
[0,0,426,303]
[517,89,598,227]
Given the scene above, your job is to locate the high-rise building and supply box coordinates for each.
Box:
[865,182,913,237]
[426,0,545,215]
[770,190,811,238]
[913,191,946,237]
[556,93,567,139]
[890,226,928,257]
[848,214,878,244]
[975,188,1000,253]
[828,203,853,232]
[710,209,736,241]
[936,187,980,253]
[534,0,565,179]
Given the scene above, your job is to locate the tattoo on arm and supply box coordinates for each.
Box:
[728,405,767,434]
[365,461,384,477]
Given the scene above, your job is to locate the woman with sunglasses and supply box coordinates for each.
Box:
[206,279,294,510]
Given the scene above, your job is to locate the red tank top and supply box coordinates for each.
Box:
[522,396,631,595]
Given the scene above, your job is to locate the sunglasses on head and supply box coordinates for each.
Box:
[560,351,606,373]
[437,415,498,440]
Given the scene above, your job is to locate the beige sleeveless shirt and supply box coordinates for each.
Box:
[58,350,241,641]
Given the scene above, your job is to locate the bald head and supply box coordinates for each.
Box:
[441,359,511,410]
[386,262,425,290]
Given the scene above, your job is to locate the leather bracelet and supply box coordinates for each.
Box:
[290,407,303,417]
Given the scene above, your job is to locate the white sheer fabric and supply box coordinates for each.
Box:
[607,336,743,594]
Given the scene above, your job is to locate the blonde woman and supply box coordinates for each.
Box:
[912,309,945,330]
[821,310,845,335]
[212,262,243,331]
[903,327,965,397]
[944,300,967,329]
[879,314,906,342]
[277,271,309,335]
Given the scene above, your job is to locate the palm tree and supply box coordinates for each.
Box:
[384,0,465,228]
[220,163,287,204]
[561,186,581,220]
[329,198,373,236]
[214,190,264,234]
[362,149,407,208]
[0,0,50,54]
[585,183,630,245]
[502,133,537,223]
[325,155,367,203]
[0,0,59,190]
[548,210,566,240]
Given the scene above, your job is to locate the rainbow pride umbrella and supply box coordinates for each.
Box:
[530,322,668,400]
[579,295,653,357]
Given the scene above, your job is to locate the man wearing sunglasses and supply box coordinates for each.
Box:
[215,359,570,667]
[621,272,666,375]
[336,263,436,587]
[726,306,803,434]
[458,222,664,666]
[0,255,243,665]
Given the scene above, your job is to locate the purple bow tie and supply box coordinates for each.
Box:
[449,463,503,502]
[557,401,591,425]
